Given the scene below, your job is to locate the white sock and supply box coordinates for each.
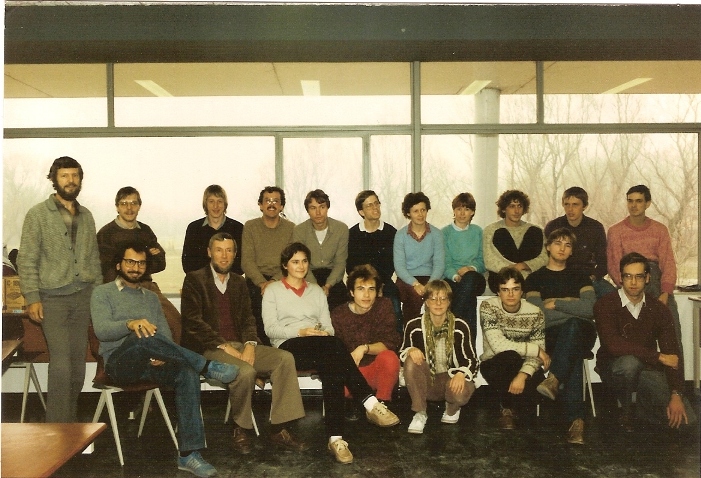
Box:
[362,396,379,412]
[329,436,342,444]
[416,411,427,418]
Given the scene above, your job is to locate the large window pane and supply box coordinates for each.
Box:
[499,133,698,284]
[114,63,411,127]
[369,135,411,229]
[4,64,107,127]
[421,62,536,124]
[3,137,275,293]
[282,137,363,226]
[544,61,701,123]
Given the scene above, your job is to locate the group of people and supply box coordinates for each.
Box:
[15,155,697,477]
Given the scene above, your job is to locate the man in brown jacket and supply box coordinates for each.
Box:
[180,232,306,455]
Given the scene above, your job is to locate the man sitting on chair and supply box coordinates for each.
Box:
[180,232,306,455]
[523,228,597,445]
[91,240,239,478]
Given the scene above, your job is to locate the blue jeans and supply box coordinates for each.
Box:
[381,280,404,334]
[600,355,697,429]
[105,334,207,452]
[545,318,597,422]
[592,277,616,299]
[446,271,486,348]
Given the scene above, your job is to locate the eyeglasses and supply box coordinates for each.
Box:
[123,258,147,268]
[118,200,139,207]
[427,296,448,303]
[363,201,381,209]
[264,198,281,205]
[498,287,522,295]
[622,273,646,282]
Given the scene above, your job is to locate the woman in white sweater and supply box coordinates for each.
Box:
[262,242,399,465]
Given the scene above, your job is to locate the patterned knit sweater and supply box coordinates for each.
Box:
[479,296,545,376]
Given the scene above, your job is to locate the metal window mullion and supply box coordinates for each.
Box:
[411,61,421,192]
[107,63,115,128]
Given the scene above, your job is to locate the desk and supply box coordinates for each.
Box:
[689,296,701,390]
[2,339,22,363]
[1,422,106,478]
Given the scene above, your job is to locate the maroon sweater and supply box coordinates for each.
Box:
[331,297,401,367]
[594,291,683,391]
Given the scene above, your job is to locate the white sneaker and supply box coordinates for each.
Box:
[408,412,428,434]
[441,406,460,424]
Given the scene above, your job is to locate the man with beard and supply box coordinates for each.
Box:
[18,156,102,423]
[241,186,295,345]
[91,241,239,477]
[181,232,307,455]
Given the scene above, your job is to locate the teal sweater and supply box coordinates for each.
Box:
[442,223,486,280]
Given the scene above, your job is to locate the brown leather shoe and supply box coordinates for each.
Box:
[232,426,253,454]
[567,418,585,445]
[498,408,515,430]
[537,374,559,401]
[619,409,634,433]
[270,428,308,452]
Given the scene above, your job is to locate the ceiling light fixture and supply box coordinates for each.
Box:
[135,80,173,97]
[301,80,321,96]
[603,78,652,94]
[459,80,492,95]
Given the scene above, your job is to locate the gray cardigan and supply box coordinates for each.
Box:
[292,217,349,287]
[18,195,102,304]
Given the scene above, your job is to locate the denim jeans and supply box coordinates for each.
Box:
[105,334,207,452]
[592,277,616,299]
[446,271,486,349]
[545,317,597,422]
[380,280,404,334]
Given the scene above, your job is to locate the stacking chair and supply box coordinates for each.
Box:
[88,325,178,466]
[8,316,48,422]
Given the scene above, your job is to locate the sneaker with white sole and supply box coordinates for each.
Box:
[408,412,428,434]
[177,451,217,477]
[441,405,460,424]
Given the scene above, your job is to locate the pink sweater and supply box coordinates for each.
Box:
[606,217,676,294]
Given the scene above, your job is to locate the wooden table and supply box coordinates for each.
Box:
[689,296,701,390]
[1,422,106,478]
[2,339,22,363]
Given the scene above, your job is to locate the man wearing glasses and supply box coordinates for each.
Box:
[347,190,402,329]
[595,252,696,432]
[241,186,295,345]
[91,241,239,477]
[97,186,166,283]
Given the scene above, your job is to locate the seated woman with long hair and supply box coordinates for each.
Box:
[262,242,400,465]
[400,280,478,434]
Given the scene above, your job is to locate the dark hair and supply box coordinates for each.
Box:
[496,190,530,218]
[546,227,577,248]
[112,240,150,270]
[47,156,83,186]
[619,252,651,275]
[354,190,378,212]
[626,184,651,202]
[451,192,476,211]
[562,186,589,207]
[346,264,383,294]
[115,186,142,206]
[208,232,236,254]
[304,189,330,211]
[280,242,312,277]
[401,192,431,218]
[423,279,453,303]
[258,186,286,207]
[202,185,228,214]
[495,267,525,286]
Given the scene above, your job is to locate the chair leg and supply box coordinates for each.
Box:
[224,399,231,424]
[138,390,154,438]
[583,360,596,417]
[20,363,31,423]
[153,389,179,451]
[94,390,124,466]
[28,364,47,411]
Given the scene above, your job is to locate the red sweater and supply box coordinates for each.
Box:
[594,291,683,391]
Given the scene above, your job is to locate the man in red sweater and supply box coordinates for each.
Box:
[595,252,695,432]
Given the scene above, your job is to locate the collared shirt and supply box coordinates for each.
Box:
[359,220,386,233]
[407,222,432,243]
[210,264,229,294]
[115,276,145,294]
[618,287,646,320]
[281,277,307,297]
[451,222,470,232]
[115,216,141,230]
[52,195,80,247]
[202,215,228,230]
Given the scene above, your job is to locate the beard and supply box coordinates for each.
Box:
[117,267,143,284]
[55,182,82,201]
[212,262,233,275]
